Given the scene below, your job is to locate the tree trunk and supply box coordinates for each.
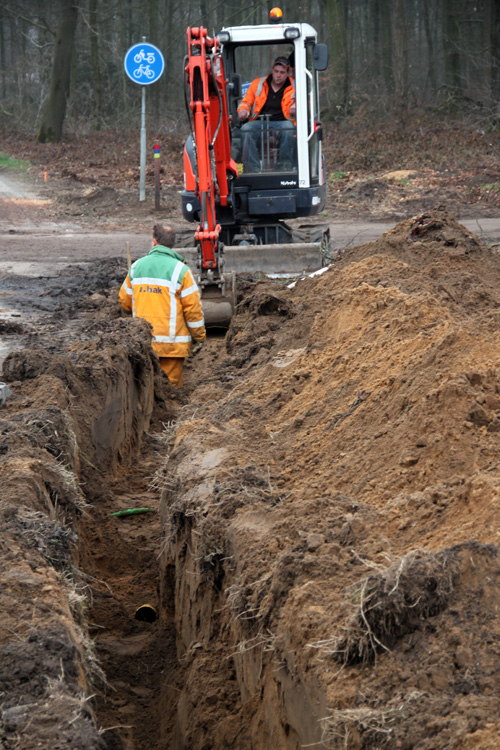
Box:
[89,0,102,127]
[481,0,493,109]
[325,0,349,113]
[444,0,461,98]
[377,0,394,100]
[149,0,160,124]
[0,7,6,101]
[36,0,79,142]
[422,0,437,95]
[492,0,500,111]
[392,0,408,115]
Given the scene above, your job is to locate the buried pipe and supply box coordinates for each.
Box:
[135,604,158,623]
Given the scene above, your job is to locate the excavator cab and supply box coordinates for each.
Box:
[182,18,328,239]
[226,33,326,188]
[181,13,329,325]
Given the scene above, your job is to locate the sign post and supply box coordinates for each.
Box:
[123,40,165,202]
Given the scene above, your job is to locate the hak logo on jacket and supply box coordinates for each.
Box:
[140,285,162,294]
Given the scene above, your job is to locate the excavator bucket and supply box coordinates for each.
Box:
[200,273,236,327]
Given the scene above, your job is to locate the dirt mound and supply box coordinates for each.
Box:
[159,208,500,748]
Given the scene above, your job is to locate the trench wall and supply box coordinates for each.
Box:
[0,319,155,748]
[159,420,329,750]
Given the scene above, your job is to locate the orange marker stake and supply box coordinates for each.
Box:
[44,172,47,181]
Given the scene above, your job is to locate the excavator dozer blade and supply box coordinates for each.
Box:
[172,226,331,326]
[220,242,324,274]
[176,242,325,277]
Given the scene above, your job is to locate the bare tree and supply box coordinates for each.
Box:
[36,0,79,141]
[375,0,394,100]
[325,0,349,114]
[444,0,461,100]
[89,0,103,126]
[392,0,408,114]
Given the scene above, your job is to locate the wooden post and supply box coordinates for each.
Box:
[154,143,161,210]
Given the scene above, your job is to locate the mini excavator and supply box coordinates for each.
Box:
[182,8,329,325]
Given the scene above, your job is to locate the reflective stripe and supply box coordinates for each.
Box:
[187,318,205,328]
[251,76,266,117]
[123,283,132,295]
[255,76,266,97]
[131,276,181,291]
[129,260,139,280]
[172,262,184,284]
[180,283,199,298]
[169,261,184,338]
[153,334,192,343]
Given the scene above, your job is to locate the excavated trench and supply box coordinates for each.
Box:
[0,254,332,749]
[0,260,210,750]
[78,428,178,750]
[8,210,500,749]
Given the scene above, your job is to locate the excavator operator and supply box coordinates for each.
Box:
[237,55,296,172]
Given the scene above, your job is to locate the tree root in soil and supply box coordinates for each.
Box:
[314,547,462,664]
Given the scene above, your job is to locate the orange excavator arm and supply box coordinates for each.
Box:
[185,27,238,274]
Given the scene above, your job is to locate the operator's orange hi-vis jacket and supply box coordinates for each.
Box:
[118,245,206,358]
[237,75,295,121]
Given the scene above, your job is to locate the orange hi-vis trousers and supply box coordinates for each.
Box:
[159,357,184,388]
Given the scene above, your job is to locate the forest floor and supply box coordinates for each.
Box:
[2,115,500,749]
[1,113,500,232]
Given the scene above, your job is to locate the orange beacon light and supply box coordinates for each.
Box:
[269,7,283,22]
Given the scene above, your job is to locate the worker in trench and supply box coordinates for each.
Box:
[118,223,206,388]
[237,55,296,172]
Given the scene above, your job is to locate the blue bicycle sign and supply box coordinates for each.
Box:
[124,43,165,85]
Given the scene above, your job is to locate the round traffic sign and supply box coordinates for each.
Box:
[124,43,165,85]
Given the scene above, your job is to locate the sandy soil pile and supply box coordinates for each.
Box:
[160,208,500,749]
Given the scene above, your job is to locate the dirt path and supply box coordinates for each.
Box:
[2,168,500,272]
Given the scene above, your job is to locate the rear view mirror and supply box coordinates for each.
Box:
[313,44,328,71]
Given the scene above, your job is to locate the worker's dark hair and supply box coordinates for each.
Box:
[153,223,176,248]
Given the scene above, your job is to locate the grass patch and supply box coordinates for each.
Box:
[329,170,348,181]
[0,152,30,171]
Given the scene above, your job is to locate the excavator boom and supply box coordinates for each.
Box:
[184,26,239,324]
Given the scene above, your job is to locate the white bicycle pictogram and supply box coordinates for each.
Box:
[134,49,155,64]
[133,64,155,79]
